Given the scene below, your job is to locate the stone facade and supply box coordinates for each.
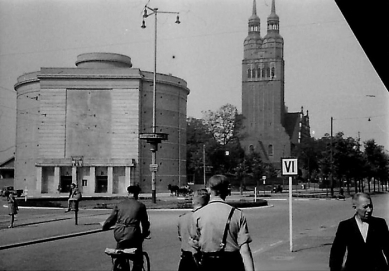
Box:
[14,53,189,196]
[241,0,310,169]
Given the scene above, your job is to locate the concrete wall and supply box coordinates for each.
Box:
[14,53,189,195]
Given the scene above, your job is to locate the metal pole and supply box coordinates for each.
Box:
[203,144,206,187]
[330,116,334,197]
[289,176,293,252]
[151,10,158,204]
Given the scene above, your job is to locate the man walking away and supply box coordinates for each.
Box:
[177,189,209,271]
[190,175,255,271]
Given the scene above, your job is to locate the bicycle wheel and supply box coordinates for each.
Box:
[142,252,150,271]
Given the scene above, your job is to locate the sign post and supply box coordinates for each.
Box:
[139,133,168,203]
[262,175,266,196]
[281,158,298,252]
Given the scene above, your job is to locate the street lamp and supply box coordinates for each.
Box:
[140,4,180,203]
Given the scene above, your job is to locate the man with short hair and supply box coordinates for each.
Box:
[190,175,255,271]
[177,189,210,271]
[329,192,389,271]
[102,185,150,271]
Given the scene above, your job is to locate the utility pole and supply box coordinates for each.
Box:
[330,117,334,197]
[203,144,206,187]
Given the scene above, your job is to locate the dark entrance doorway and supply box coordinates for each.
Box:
[96,176,107,193]
[60,176,72,193]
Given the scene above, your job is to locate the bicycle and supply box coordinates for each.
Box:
[105,237,150,271]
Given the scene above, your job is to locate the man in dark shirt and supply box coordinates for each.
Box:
[329,192,389,271]
[102,185,150,271]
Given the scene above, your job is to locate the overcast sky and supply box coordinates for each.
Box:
[0,0,388,163]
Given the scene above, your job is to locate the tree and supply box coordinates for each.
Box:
[186,117,213,184]
[202,104,241,146]
[364,139,389,193]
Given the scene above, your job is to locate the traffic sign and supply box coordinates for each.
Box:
[139,133,168,141]
[149,163,159,172]
[281,158,298,176]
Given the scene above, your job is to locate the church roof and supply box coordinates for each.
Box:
[284,112,300,139]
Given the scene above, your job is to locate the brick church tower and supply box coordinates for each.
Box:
[241,0,310,169]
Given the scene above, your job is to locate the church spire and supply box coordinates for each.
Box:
[271,0,276,15]
[248,0,261,35]
[252,0,257,16]
[267,0,279,33]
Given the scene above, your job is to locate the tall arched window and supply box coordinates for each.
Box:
[257,68,261,79]
[262,68,265,78]
[267,67,270,78]
[271,67,275,78]
[247,68,252,79]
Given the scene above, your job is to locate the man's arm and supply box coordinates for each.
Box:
[380,218,389,261]
[239,243,254,271]
[102,206,118,231]
[329,222,347,271]
[188,215,200,250]
[140,205,150,237]
[177,217,182,241]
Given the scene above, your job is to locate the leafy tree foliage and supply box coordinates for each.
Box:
[187,104,389,195]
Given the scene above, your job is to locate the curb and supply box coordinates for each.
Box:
[0,228,104,251]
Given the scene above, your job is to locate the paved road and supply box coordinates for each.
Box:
[0,193,388,271]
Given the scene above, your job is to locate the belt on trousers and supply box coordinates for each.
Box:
[202,251,240,259]
[181,250,193,258]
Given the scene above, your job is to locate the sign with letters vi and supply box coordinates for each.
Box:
[281,157,298,252]
[281,158,298,176]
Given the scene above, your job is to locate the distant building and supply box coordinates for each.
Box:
[241,0,310,169]
[0,157,14,179]
[14,53,189,196]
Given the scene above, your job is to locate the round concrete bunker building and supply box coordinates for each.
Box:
[14,53,189,196]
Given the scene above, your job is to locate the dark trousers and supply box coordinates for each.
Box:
[115,241,143,271]
[178,251,198,271]
[200,251,244,271]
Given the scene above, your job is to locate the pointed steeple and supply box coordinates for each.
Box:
[244,0,263,57]
[248,0,261,35]
[271,0,276,15]
[267,0,279,33]
[252,0,257,16]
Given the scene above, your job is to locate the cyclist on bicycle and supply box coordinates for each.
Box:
[102,185,150,271]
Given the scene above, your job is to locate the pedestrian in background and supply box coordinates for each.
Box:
[6,191,18,228]
[177,189,209,271]
[329,192,389,271]
[65,183,81,212]
[190,175,255,271]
